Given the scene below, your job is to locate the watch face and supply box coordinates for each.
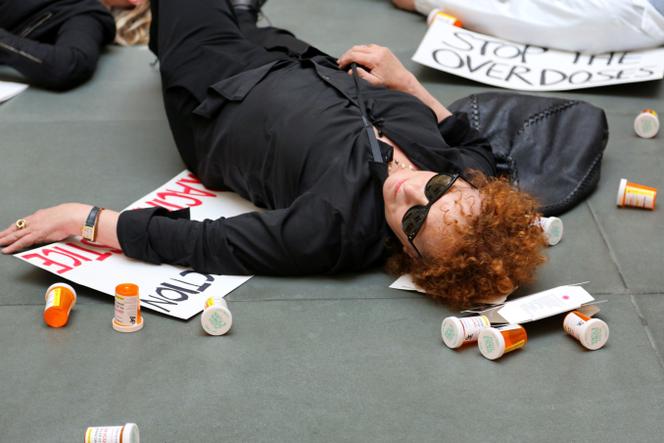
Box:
[82,226,95,240]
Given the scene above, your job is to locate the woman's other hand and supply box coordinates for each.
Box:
[0,203,90,254]
[337,44,417,94]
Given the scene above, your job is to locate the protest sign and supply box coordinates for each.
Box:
[16,171,259,320]
[412,21,664,91]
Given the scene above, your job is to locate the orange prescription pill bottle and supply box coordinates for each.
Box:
[201,296,233,336]
[563,310,609,350]
[616,178,657,210]
[478,324,527,360]
[85,422,139,443]
[43,283,77,328]
[441,315,490,349]
[112,283,143,333]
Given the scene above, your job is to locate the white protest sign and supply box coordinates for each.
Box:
[413,21,664,91]
[0,80,28,103]
[15,171,260,320]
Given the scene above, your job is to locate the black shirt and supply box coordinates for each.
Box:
[118,54,496,276]
[0,0,115,90]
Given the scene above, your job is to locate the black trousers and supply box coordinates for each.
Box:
[149,0,316,170]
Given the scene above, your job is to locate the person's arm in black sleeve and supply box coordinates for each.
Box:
[117,193,345,276]
[438,112,497,177]
[0,14,113,90]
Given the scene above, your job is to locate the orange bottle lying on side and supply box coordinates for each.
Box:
[43,283,77,328]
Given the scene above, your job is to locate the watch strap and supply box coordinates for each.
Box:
[81,206,104,242]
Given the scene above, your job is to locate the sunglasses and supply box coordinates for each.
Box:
[401,173,461,257]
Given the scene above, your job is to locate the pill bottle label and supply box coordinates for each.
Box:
[617,178,657,209]
[623,187,656,209]
[205,296,227,310]
[44,288,62,312]
[563,311,590,339]
[114,294,140,325]
[442,315,490,348]
[454,316,489,343]
[85,425,123,443]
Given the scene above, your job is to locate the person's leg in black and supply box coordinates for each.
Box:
[234,4,328,60]
[148,0,281,171]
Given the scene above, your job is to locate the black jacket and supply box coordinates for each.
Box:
[0,0,115,90]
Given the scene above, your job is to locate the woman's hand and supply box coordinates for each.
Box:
[337,44,418,94]
[338,44,453,123]
[0,203,90,254]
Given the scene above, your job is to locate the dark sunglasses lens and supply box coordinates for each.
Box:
[402,206,427,236]
[424,174,454,201]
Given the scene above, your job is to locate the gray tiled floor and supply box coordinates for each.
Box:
[2,0,664,441]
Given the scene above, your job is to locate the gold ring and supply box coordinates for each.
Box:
[15,219,27,230]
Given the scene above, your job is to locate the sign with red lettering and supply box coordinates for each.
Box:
[413,21,664,91]
[15,171,259,320]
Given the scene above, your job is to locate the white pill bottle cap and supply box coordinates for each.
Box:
[538,217,563,246]
[123,423,140,443]
[634,109,659,139]
[201,297,233,336]
[441,316,465,349]
[577,318,609,350]
[478,327,506,360]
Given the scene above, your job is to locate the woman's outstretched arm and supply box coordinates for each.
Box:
[0,203,120,254]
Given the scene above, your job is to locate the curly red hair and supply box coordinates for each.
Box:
[386,173,548,308]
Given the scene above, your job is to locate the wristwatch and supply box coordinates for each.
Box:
[81,206,104,242]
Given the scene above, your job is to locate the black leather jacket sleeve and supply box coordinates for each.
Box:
[0,14,110,90]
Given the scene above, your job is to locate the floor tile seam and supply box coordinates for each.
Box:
[585,201,663,369]
[226,296,418,302]
[0,118,166,124]
[629,294,664,372]
[588,290,663,295]
[585,201,629,289]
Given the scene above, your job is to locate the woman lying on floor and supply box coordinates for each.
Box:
[0,0,547,307]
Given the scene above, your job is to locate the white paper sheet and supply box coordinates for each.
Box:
[0,80,28,103]
[496,285,595,324]
[15,171,260,320]
[412,21,664,91]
